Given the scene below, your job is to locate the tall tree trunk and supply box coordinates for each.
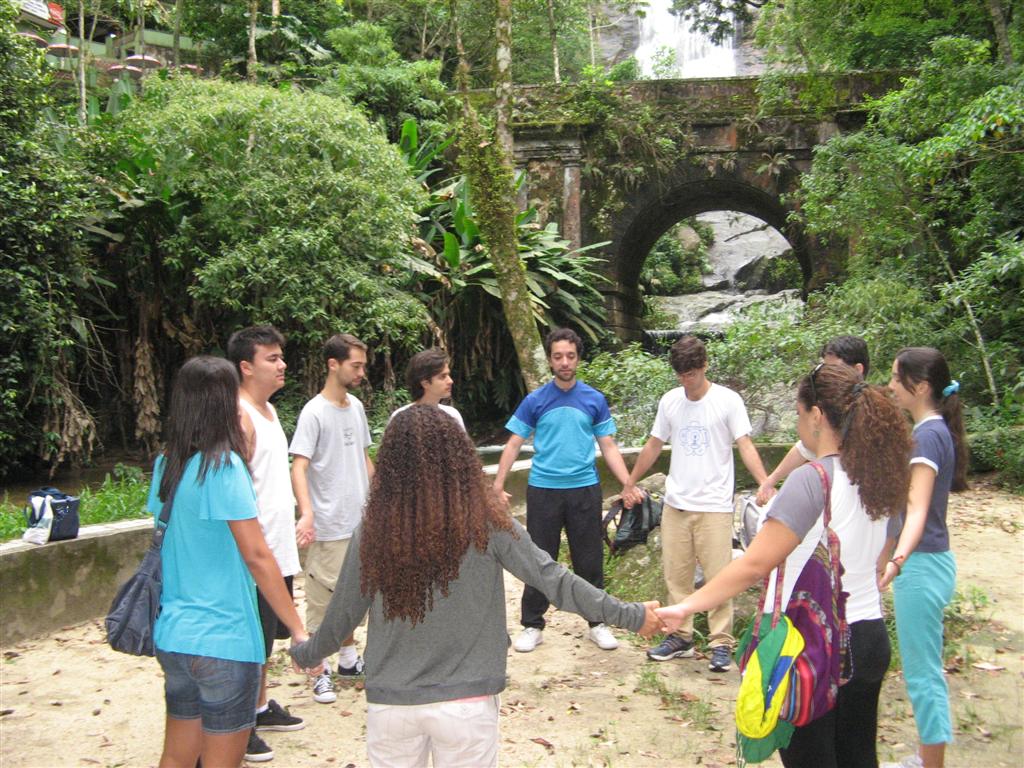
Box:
[588,4,596,67]
[247,0,258,82]
[172,0,183,67]
[271,0,280,17]
[986,0,1014,66]
[77,0,87,125]
[494,0,514,153]
[546,0,560,83]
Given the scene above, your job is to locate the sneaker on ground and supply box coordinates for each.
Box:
[513,627,543,653]
[880,756,924,768]
[709,645,732,672]
[337,656,365,677]
[646,635,695,661]
[312,672,336,704]
[588,623,619,650]
[245,729,274,763]
[255,699,305,732]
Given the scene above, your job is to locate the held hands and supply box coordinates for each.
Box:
[654,602,693,635]
[289,629,319,674]
[638,601,666,639]
[295,515,315,549]
[491,484,511,511]
[755,479,778,507]
[621,483,646,508]
[877,560,899,591]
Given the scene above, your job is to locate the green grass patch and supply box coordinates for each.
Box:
[635,664,716,728]
[0,464,151,543]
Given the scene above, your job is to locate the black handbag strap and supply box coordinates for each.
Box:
[152,480,179,550]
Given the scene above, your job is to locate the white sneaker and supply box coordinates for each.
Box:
[588,623,619,650]
[880,755,923,768]
[312,671,336,704]
[513,627,543,653]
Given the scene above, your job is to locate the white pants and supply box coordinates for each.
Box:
[366,696,500,768]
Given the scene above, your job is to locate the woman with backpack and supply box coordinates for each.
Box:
[656,363,912,768]
[290,405,661,767]
[879,347,967,768]
[149,356,307,767]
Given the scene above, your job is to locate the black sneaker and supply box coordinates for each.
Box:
[245,729,274,762]
[709,645,733,672]
[646,635,695,661]
[256,699,305,732]
[338,656,365,677]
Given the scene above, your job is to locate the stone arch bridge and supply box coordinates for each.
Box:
[502,72,904,340]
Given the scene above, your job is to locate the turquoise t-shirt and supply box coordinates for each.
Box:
[148,452,265,663]
[505,380,616,489]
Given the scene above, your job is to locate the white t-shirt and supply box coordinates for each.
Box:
[240,399,300,576]
[765,457,889,623]
[388,402,466,431]
[289,394,371,541]
[651,383,752,513]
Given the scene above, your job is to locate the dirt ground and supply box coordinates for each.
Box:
[1,478,1021,768]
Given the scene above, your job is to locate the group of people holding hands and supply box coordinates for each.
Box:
[148,323,965,768]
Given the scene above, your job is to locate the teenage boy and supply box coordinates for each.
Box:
[389,348,465,430]
[492,328,632,653]
[622,334,769,673]
[228,325,304,763]
[756,335,870,505]
[290,333,374,704]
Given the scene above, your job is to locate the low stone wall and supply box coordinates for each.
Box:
[0,443,791,646]
[0,519,153,646]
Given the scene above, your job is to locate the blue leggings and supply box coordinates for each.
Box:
[893,550,956,745]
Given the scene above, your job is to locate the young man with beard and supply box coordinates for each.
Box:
[492,328,632,653]
[290,333,374,704]
[229,325,305,763]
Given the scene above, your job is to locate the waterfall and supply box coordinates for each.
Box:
[634,0,736,79]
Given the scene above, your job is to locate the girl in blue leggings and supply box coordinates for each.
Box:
[881,347,968,768]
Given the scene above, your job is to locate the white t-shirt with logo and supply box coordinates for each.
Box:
[289,394,371,541]
[651,383,752,513]
[240,398,300,576]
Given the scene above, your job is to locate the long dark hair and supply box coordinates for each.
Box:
[159,356,249,501]
[798,364,912,519]
[359,405,514,626]
[894,347,969,491]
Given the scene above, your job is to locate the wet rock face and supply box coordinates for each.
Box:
[595,1,641,65]
[699,211,791,290]
[652,289,802,336]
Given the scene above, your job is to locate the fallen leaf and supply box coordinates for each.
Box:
[975,725,991,738]
[971,661,1005,672]
[531,737,554,752]
[339,710,352,717]
[50,701,62,707]
[3,652,19,660]
[92,708,101,716]
[960,691,979,699]
[0,709,12,716]
[639,750,662,759]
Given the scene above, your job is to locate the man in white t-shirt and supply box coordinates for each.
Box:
[388,348,465,430]
[290,333,374,705]
[622,335,768,673]
[229,325,304,762]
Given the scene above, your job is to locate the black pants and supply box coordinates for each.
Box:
[780,618,891,768]
[256,575,294,658]
[520,483,604,629]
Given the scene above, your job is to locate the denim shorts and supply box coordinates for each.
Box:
[157,650,260,734]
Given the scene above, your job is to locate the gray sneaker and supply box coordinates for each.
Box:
[646,635,695,661]
[312,671,336,704]
[709,645,732,672]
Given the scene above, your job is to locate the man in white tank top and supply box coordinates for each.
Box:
[229,326,304,762]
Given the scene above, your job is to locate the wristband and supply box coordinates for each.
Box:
[889,554,905,574]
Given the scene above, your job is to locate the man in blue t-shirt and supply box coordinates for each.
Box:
[492,328,632,653]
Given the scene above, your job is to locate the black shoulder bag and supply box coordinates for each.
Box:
[602,493,663,555]
[105,482,177,656]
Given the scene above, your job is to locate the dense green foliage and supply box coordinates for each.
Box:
[640,219,714,296]
[0,4,102,474]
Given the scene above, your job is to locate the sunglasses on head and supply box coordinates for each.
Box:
[808,362,825,404]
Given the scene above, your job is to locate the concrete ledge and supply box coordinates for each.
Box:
[0,518,153,646]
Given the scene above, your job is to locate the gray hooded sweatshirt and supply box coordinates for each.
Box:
[290,518,645,705]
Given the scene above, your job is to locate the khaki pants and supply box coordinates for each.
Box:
[304,538,351,633]
[366,696,500,768]
[661,505,735,649]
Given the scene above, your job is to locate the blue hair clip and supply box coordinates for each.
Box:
[942,380,959,398]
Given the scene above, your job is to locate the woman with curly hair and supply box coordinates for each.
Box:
[291,405,660,767]
[880,347,968,768]
[657,363,912,768]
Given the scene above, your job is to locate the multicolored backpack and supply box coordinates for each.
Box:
[734,462,850,764]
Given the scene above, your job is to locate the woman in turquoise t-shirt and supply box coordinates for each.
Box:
[881,347,968,768]
[150,356,307,767]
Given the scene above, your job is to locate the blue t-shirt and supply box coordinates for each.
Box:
[148,452,265,663]
[505,380,616,489]
[908,416,954,553]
